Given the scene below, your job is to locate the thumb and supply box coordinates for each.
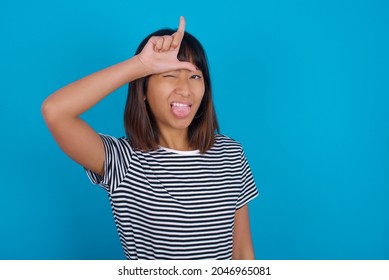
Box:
[174,60,197,72]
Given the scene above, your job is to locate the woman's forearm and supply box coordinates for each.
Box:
[42,56,149,122]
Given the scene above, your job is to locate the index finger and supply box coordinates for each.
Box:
[170,16,186,49]
[177,16,185,34]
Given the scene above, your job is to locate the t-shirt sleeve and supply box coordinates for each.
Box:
[236,148,259,209]
[85,134,132,193]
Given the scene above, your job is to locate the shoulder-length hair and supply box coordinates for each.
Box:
[124,29,219,153]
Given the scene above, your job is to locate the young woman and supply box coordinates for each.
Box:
[42,17,258,260]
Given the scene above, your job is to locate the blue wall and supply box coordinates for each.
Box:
[1,0,388,259]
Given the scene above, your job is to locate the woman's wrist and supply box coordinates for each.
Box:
[134,54,154,77]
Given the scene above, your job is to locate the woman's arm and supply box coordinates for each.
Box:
[232,205,255,259]
[41,17,195,176]
[41,57,149,176]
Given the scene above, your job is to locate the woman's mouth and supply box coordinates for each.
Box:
[171,102,192,118]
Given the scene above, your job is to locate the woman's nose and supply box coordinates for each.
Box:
[174,78,190,96]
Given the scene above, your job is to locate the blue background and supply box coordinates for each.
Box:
[1,0,388,259]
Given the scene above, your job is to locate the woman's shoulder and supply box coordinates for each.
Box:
[215,134,241,144]
[98,133,128,143]
[213,134,243,151]
[97,133,132,152]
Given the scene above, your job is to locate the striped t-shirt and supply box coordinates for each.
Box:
[86,134,258,259]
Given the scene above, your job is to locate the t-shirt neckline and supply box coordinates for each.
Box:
[158,146,200,155]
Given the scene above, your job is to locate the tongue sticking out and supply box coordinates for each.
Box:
[171,103,191,118]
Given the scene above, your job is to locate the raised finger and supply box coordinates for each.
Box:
[171,16,186,50]
[177,16,185,34]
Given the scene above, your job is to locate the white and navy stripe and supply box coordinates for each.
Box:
[86,134,258,259]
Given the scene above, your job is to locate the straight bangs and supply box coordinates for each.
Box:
[177,38,206,74]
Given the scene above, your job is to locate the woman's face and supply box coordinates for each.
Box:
[146,68,205,133]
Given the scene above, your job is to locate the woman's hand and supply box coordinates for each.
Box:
[137,16,197,75]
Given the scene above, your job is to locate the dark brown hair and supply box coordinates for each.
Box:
[124,29,219,153]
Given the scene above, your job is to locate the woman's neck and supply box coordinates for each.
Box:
[158,129,193,151]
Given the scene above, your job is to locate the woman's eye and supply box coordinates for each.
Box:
[191,75,202,79]
[162,75,176,78]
